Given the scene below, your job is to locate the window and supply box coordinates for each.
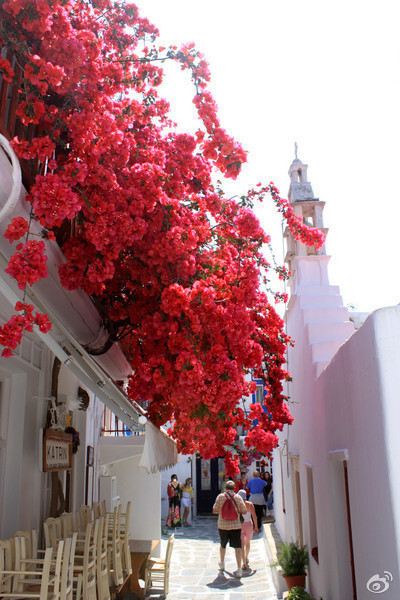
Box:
[255,383,264,404]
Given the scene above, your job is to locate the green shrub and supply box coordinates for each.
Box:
[277,541,309,576]
[287,586,322,600]
[287,587,313,600]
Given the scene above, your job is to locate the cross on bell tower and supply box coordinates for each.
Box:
[284,149,328,289]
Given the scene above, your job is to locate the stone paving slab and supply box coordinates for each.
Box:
[145,516,278,600]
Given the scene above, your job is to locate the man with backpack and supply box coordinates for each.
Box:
[212,479,247,577]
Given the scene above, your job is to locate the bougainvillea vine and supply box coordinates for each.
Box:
[0,0,324,476]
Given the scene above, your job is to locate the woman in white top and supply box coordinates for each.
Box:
[237,489,258,570]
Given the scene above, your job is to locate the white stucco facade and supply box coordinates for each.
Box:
[0,136,177,544]
[272,157,400,599]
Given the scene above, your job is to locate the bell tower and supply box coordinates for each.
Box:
[283,146,355,378]
[284,147,328,290]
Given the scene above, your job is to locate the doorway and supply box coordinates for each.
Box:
[196,457,225,513]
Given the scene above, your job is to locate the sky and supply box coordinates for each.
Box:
[134,0,400,313]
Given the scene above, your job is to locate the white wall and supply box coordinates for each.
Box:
[273,303,400,600]
[0,339,49,539]
[104,456,161,542]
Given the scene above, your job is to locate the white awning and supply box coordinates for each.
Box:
[140,422,179,474]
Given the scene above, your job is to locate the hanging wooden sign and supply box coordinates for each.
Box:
[42,429,73,472]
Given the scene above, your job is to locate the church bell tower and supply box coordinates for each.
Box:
[284,146,328,291]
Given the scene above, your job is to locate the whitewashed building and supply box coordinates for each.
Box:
[0,132,177,544]
[272,156,400,599]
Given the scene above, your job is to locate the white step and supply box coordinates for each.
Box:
[296,284,341,296]
[306,321,355,344]
[299,294,344,309]
[303,306,350,324]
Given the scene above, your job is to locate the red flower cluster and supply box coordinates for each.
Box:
[0,56,14,83]
[4,217,29,243]
[0,302,51,357]
[0,0,323,464]
[5,240,48,289]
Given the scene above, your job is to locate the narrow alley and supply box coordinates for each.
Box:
[144,516,278,600]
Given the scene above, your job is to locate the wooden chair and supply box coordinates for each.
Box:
[96,516,110,600]
[144,534,175,598]
[106,505,123,589]
[79,505,93,531]
[119,502,132,577]
[0,542,61,600]
[73,521,97,600]
[0,539,14,594]
[43,518,62,550]
[14,534,75,599]
[59,534,76,600]
[12,530,39,563]
[92,502,102,520]
[60,513,76,539]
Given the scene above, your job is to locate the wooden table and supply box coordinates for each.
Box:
[117,539,160,599]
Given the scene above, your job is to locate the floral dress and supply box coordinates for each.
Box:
[166,482,182,527]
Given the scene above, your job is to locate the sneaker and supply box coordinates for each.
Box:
[218,562,225,571]
[233,568,242,578]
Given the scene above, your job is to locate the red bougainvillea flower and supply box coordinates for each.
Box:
[4,217,29,243]
[5,240,48,289]
[0,0,324,468]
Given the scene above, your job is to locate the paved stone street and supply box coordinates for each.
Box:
[146,516,278,600]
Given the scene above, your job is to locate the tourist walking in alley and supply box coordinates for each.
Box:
[246,471,267,530]
[181,477,194,526]
[166,474,182,528]
[156,515,278,599]
[235,471,249,494]
[237,489,258,570]
[212,480,247,578]
[263,471,274,518]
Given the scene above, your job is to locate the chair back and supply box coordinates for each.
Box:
[12,530,38,561]
[43,517,61,548]
[60,533,77,600]
[73,522,97,600]
[0,540,14,593]
[60,513,76,538]
[96,517,110,600]
[163,534,175,595]
[79,505,93,530]
[92,502,101,520]
[120,502,132,576]
[107,505,123,587]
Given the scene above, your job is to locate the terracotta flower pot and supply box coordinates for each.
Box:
[283,573,306,591]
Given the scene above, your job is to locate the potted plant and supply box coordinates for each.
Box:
[277,541,309,591]
[287,587,315,600]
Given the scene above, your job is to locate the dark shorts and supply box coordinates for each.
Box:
[218,528,242,549]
